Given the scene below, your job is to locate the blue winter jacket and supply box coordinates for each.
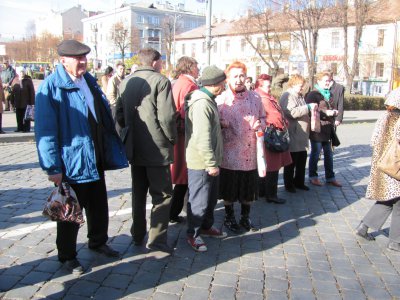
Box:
[35,64,128,184]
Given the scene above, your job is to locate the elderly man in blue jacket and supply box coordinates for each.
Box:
[35,40,128,275]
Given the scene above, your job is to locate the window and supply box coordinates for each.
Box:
[213,41,218,53]
[330,63,338,75]
[225,40,230,52]
[182,43,186,55]
[331,31,339,49]
[137,15,144,24]
[153,16,160,26]
[376,62,384,77]
[191,43,196,57]
[139,30,144,38]
[377,29,384,47]
[241,39,246,52]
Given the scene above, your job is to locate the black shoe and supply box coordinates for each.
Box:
[355,222,375,241]
[147,243,174,254]
[266,196,286,204]
[91,244,120,257]
[285,186,296,193]
[224,215,241,234]
[0,131,5,134]
[295,184,310,191]
[63,259,84,275]
[169,216,184,223]
[14,130,23,132]
[239,217,258,232]
[388,242,400,252]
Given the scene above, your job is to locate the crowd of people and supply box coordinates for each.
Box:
[9,38,394,276]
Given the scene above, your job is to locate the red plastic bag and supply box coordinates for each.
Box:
[42,182,84,224]
[256,130,267,177]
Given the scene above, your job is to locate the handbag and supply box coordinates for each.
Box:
[42,182,85,224]
[377,138,400,180]
[24,105,35,122]
[264,100,290,153]
[331,128,340,147]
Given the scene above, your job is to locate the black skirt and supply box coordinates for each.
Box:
[219,168,258,202]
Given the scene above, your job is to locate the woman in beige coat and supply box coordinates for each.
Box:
[0,77,5,133]
[280,74,316,192]
[356,87,400,252]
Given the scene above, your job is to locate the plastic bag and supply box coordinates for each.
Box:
[256,130,267,177]
[24,105,35,122]
[310,104,320,133]
[42,182,84,224]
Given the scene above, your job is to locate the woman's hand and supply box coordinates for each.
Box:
[252,119,262,131]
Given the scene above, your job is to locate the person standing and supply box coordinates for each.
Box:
[328,70,345,127]
[116,48,177,253]
[185,65,227,251]
[0,77,4,133]
[280,74,315,192]
[1,61,16,111]
[169,56,199,223]
[13,70,35,132]
[305,71,342,187]
[356,88,400,252]
[255,74,292,204]
[106,61,125,132]
[101,66,113,94]
[217,62,266,233]
[35,40,128,275]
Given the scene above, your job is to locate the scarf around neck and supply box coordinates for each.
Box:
[314,84,330,101]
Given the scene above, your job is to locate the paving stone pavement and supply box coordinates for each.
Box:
[1,122,400,300]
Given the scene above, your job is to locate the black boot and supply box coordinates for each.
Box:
[224,204,241,233]
[239,204,258,232]
[355,222,375,241]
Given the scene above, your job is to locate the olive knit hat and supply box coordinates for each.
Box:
[200,65,226,86]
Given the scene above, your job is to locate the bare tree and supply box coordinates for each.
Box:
[162,15,182,71]
[334,0,373,92]
[237,1,288,77]
[285,0,336,87]
[111,21,140,64]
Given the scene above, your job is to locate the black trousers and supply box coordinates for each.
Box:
[259,171,279,198]
[16,108,31,132]
[56,175,109,262]
[170,184,188,219]
[283,151,307,188]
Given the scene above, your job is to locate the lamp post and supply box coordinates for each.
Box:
[205,0,212,65]
[91,24,98,61]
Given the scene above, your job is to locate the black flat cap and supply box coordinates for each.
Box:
[57,40,91,57]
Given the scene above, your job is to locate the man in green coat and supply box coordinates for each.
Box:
[116,48,177,253]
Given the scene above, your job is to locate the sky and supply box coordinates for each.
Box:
[0,0,248,40]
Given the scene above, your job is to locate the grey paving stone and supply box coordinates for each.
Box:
[35,282,68,299]
[215,261,240,273]
[123,283,155,299]
[236,291,264,300]
[265,277,288,291]
[341,289,367,300]
[288,276,313,290]
[311,270,335,282]
[335,277,363,291]
[240,267,264,280]
[4,284,40,299]
[3,264,34,276]
[93,286,124,299]
[185,274,212,289]
[156,281,185,295]
[102,273,132,290]
[287,266,310,277]
[68,280,100,297]
[180,286,209,300]
[209,285,236,300]
[363,285,392,300]
[152,291,180,300]
[238,278,263,294]
[0,274,22,292]
[20,271,52,285]
[265,290,290,300]
[313,280,340,295]
[212,272,238,286]
[289,288,316,300]
[265,267,287,279]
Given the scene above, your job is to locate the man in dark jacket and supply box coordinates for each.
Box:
[13,70,35,132]
[116,48,177,253]
[35,40,128,275]
[328,71,345,126]
[1,61,16,111]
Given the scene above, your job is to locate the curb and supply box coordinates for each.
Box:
[0,133,35,143]
[341,118,378,124]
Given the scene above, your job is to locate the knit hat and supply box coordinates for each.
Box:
[200,65,226,86]
[385,87,400,109]
[57,40,91,57]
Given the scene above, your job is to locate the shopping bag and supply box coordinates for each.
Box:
[24,105,35,122]
[42,182,84,224]
[256,130,267,177]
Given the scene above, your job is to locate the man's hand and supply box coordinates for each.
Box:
[206,167,220,177]
[335,120,341,126]
[48,173,63,186]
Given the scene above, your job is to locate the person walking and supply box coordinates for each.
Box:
[35,40,128,275]
[217,62,266,233]
[116,48,177,254]
[106,61,125,132]
[185,65,227,251]
[280,74,315,192]
[305,71,342,187]
[355,88,400,252]
[255,74,292,204]
[169,56,199,223]
[13,70,35,132]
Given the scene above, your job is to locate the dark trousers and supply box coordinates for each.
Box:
[130,165,172,247]
[187,169,219,238]
[56,176,109,262]
[16,108,31,132]
[363,198,400,243]
[259,171,279,198]
[170,184,188,219]
[0,113,3,131]
[284,151,307,188]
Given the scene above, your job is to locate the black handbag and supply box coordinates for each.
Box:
[331,127,340,147]
[264,125,290,152]
[264,100,290,152]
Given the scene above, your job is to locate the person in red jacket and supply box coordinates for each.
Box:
[169,56,199,223]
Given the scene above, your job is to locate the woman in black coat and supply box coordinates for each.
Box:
[13,70,35,132]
